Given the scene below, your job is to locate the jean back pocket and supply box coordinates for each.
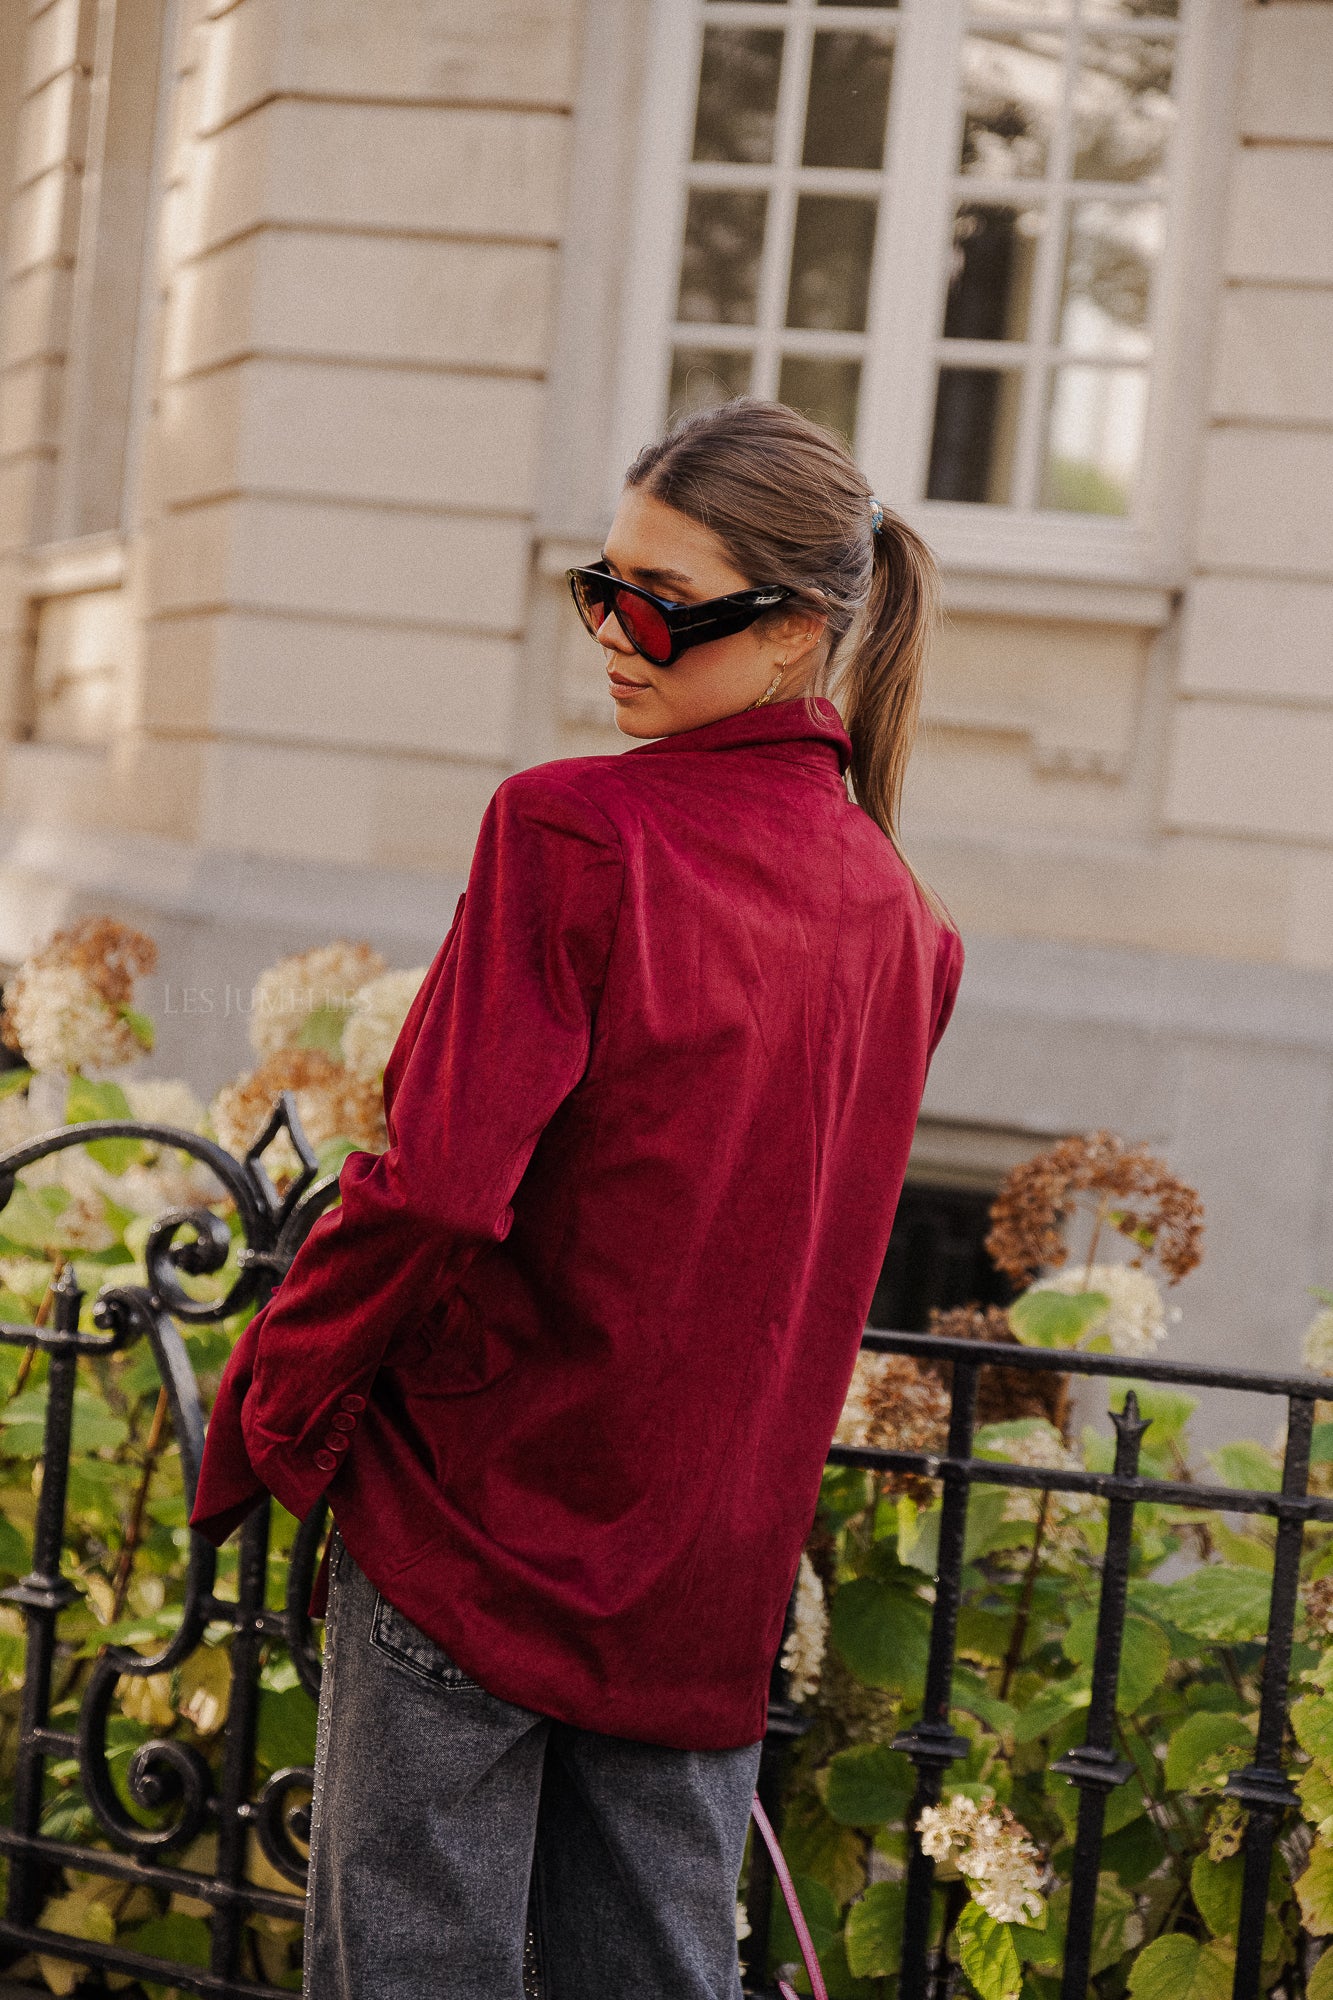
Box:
[369,1592,484,1694]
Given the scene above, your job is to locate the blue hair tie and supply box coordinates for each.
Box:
[869,497,885,535]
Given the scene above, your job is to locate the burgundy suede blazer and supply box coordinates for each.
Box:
[192,695,963,1750]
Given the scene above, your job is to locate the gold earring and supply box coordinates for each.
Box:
[748,659,786,711]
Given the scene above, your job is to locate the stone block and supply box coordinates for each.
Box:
[226,496,533,629]
[206,609,520,760]
[187,100,571,253]
[286,0,580,110]
[1226,147,1333,285]
[0,259,71,368]
[198,738,378,863]
[145,494,532,630]
[1197,428,1333,577]
[139,612,214,731]
[13,65,88,186]
[6,162,78,276]
[1165,699,1333,844]
[1240,2,1333,144]
[0,354,63,455]
[367,754,503,875]
[1180,575,1333,705]
[22,0,94,97]
[253,233,559,372]
[1212,284,1333,426]
[225,359,545,513]
[160,234,257,377]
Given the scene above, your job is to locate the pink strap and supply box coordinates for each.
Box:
[750,1793,828,2000]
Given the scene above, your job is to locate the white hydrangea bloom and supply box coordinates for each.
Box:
[341,969,427,1083]
[734,1901,751,1943]
[779,1554,827,1703]
[1303,1308,1333,1378]
[1039,1262,1176,1357]
[123,1078,206,1134]
[248,942,386,1058]
[3,965,137,1074]
[917,1796,1045,1926]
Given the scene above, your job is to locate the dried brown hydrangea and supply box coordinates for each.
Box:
[211,1050,386,1172]
[835,1351,951,1501]
[1304,1575,1333,1640]
[985,1130,1204,1290]
[1,918,158,1071]
[926,1304,1070,1436]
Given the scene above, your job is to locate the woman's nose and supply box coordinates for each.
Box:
[598,610,636,657]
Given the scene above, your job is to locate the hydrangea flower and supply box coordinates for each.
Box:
[1037,1262,1178,1357]
[917,1795,1045,1925]
[341,968,426,1083]
[779,1554,827,1704]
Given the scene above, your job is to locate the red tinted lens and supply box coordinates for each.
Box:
[614,590,672,663]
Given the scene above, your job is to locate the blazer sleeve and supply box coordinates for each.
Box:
[927,925,964,1061]
[189,771,624,1541]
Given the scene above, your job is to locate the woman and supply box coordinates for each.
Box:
[191,398,964,1999]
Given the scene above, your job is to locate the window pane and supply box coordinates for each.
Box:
[786,195,877,331]
[1041,363,1148,513]
[943,204,1045,341]
[777,357,861,444]
[677,190,768,325]
[803,32,895,170]
[1058,200,1162,357]
[669,348,753,419]
[1072,38,1175,183]
[692,28,784,165]
[960,33,1063,179]
[927,368,1022,504]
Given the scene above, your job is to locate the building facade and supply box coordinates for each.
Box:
[0,0,1330,1391]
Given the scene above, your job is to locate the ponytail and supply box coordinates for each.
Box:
[834,506,940,860]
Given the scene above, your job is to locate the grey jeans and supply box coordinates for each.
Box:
[302,1535,763,1999]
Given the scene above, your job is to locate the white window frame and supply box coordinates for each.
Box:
[607,0,1240,590]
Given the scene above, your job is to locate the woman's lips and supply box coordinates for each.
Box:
[607,671,651,698]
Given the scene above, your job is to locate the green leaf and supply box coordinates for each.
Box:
[118,1004,155,1052]
[1062,1612,1170,1716]
[0,1511,29,1574]
[1208,1441,1281,1493]
[254,1683,316,1772]
[1155,1564,1272,1644]
[0,1183,67,1251]
[1008,1289,1110,1349]
[64,1074,144,1174]
[1013,1673,1091,1745]
[1163,1711,1253,1794]
[845,1882,905,1979]
[1128,1935,1235,2000]
[1191,1853,1244,1938]
[296,1005,349,1055]
[769,1869,841,1973]
[1312,1424,1333,1465]
[0,1068,32,1099]
[1298,1841,1333,1936]
[824,1744,913,1828]
[123,1911,211,1968]
[955,1901,1023,2000]
[1300,1762,1333,1833]
[830,1577,931,1699]
[1294,1694,1333,1772]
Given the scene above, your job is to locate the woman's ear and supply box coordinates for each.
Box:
[771,607,827,667]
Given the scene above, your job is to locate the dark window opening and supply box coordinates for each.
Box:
[869,1180,1015,1331]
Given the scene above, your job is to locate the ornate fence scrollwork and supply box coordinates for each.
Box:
[0,1099,1325,1996]
[0,1093,338,1997]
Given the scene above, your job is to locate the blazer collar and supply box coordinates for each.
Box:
[625,694,853,777]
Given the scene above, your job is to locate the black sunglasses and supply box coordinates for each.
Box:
[566,560,791,668]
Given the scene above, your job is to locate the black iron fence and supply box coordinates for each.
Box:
[0,1101,1323,1997]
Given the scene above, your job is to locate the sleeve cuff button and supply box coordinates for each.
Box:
[314,1449,338,1472]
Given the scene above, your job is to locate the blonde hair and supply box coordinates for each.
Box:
[625,398,941,900]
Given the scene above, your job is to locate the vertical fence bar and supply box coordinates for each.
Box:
[3,1270,83,1927]
[893,1360,978,2000]
[1225,1392,1313,2000]
[208,1502,272,1984]
[1051,1391,1148,2000]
